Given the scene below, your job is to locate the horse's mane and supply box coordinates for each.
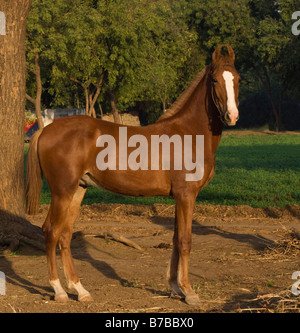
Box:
[157,65,209,122]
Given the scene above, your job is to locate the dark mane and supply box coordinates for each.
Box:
[157,65,209,122]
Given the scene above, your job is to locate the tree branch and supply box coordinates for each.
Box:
[26,93,36,105]
[90,72,104,109]
[70,77,85,88]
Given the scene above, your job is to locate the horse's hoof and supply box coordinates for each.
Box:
[78,293,93,302]
[55,293,69,303]
[185,294,200,306]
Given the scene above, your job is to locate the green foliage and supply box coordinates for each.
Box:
[26,0,197,113]
[26,0,300,128]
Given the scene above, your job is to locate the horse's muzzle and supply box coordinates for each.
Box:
[224,110,239,126]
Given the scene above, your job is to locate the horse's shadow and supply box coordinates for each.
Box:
[149,215,275,252]
[0,254,53,299]
[1,230,169,300]
[70,231,170,298]
[0,229,130,301]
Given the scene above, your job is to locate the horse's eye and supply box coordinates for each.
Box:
[212,78,218,83]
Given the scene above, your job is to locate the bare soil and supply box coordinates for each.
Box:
[0,203,300,313]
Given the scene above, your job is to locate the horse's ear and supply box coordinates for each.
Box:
[212,44,235,66]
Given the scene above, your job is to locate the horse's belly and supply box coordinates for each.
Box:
[83,170,171,197]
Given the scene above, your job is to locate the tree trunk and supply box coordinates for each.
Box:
[254,66,283,132]
[89,73,104,118]
[109,91,121,124]
[26,52,44,129]
[268,92,282,132]
[84,86,89,115]
[263,68,283,132]
[98,102,104,119]
[0,1,44,253]
[158,87,167,113]
[70,73,104,118]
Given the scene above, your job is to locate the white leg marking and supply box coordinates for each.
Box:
[69,280,93,302]
[222,71,239,125]
[50,279,68,302]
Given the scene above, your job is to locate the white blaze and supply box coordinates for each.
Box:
[222,71,239,125]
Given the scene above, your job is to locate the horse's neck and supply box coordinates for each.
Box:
[181,73,223,153]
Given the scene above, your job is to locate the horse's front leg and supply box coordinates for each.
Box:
[168,191,200,305]
[167,210,185,298]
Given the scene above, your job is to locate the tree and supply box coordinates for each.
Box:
[0,0,44,253]
[26,0,68,127]
[26,52,44,129]
[26,0,89,113]
[275,0,300,101]
[51,0,106,118]
[52,0,196,120]
[129,0,197,112]
[24,0,197,123]
[245,0,297,131]
[25,0,66,128]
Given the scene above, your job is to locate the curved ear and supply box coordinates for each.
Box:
[212,44,235,66]
[226,44,235,63]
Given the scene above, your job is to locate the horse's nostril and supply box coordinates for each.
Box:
[224,113,231,122]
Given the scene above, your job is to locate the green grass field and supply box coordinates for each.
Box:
[25,133,300,208]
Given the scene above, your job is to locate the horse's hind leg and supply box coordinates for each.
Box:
[43,206,68,301]
[58,186,93,302]
[43,186,88,302]
[43,194,72,302]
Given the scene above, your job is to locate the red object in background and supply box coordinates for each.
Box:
[25,120,37,132]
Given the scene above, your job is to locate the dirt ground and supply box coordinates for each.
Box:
[0,202,300,314]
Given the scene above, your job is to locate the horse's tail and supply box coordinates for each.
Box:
[25,129,43,215]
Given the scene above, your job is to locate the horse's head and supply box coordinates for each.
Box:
[210,44,240,126]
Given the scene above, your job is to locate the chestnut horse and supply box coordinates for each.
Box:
[26,45,240,305]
